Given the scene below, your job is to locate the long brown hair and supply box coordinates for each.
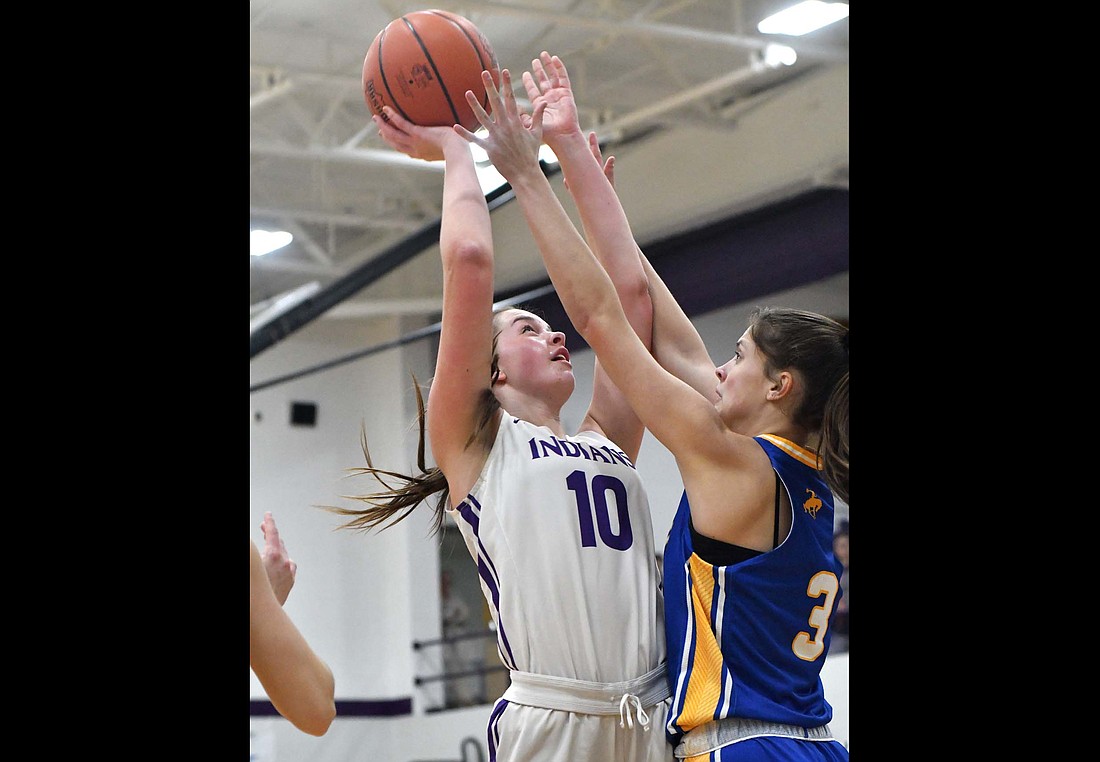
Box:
[748,307,849,504]
[323,316,510,536]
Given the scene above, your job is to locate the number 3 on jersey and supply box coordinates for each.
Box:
[793,571,840,661]
[567,470,634,551]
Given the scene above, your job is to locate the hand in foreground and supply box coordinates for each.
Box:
[522,52,581,146]
[373,107,462,162]
[457,69,545,183]
[261,511,297,605]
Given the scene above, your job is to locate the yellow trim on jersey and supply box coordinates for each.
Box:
[679,555,727,731]
[757,434,822,470]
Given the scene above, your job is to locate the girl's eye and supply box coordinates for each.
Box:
[521,325,536,333]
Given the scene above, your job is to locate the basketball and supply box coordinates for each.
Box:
[362,10,499,132]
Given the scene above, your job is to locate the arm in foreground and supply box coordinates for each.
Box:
[250,537,336,736]
[372,107,498,496]
[566,99,718,402]
[458,70,722,459]
[523,52,653,457]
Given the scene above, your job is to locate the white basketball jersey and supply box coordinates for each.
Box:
[447,413,666,683]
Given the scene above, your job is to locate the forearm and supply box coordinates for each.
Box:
[640,253,717,399]
[553,134,629,253]
[440,137,491,254]
[251,540,336,736]
[509,169,626,340]
[252,623,337,736]
[553,132,651,345]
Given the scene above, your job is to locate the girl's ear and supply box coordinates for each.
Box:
[767,371,794,401]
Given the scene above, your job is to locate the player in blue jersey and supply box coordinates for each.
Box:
[328,65,675,761]
[463,53,849,760]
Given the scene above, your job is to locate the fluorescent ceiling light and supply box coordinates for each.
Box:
[251,229,293,256]
[757,1,849,36]
[763,44,798,67]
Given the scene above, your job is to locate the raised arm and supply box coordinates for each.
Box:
[458,70,724,468]
[550,79,718,404]
[640,253,721,403]
[250,536,336,736]
[373,109,498,502]
[521,53,652,459]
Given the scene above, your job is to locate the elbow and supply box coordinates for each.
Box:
[619,270,651,306]
[443,239,492,273]
[296,668,337,736]
[297,701,337,736]
[621,279,654,346]
[572,307,615,351]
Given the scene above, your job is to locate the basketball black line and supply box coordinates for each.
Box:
[426,11,494,115]
[375,28,415,125]
[402,14,463,126]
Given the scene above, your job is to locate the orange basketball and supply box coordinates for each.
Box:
[362,10,499,132]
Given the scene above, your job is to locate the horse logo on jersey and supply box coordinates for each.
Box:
[803,489,823,518]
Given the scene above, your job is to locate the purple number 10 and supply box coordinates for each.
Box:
[566,470,634,551]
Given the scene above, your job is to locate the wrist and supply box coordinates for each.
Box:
[545,127,586,153]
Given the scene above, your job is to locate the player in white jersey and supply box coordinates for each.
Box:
[331,64,673,760]
[456,414,668,761]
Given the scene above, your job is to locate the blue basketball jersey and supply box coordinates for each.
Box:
[663,434,844,744]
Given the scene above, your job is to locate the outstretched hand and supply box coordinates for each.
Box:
[522,52,581,146]
[456,68,545,183]
[261,511,297,605]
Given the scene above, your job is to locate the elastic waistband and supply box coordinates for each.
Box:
[502,664,670,715]
[675,718,834,757]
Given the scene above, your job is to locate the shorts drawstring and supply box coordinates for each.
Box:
[618,693,651,731]
[503,664,669,726]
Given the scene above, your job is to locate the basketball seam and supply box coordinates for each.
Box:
[427,11,494,115]
[375,28,415,125]
[402,14,463,127]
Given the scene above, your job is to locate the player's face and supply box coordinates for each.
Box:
[494,309,574,394]
[713,328,771,428]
